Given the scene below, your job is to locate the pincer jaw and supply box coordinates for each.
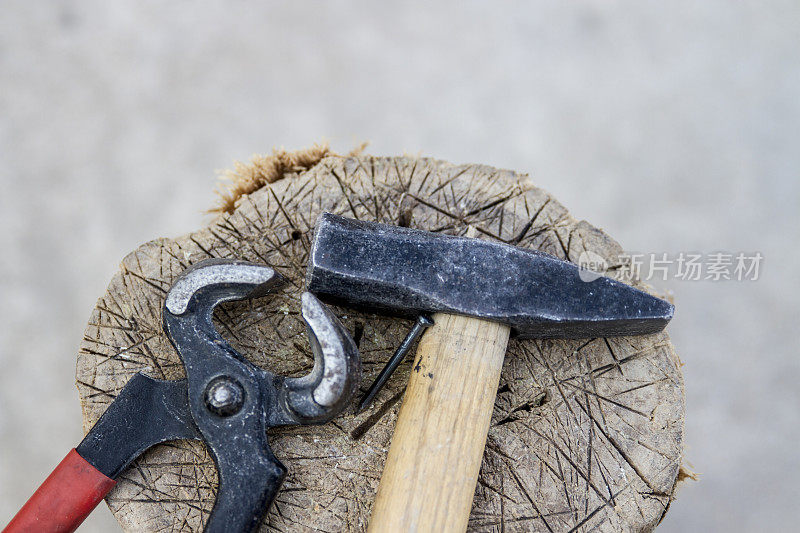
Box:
[162,258,362,426]
[283,292,361,423]
[164,258,285,316]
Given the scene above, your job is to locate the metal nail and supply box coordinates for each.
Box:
[357,315,434,413]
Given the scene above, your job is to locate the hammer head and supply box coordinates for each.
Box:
[306,214,673,339]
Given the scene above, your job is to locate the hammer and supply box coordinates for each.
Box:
[306,213,673,533]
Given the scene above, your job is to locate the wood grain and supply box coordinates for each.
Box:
[76,153,685,532]
[369,314,510,532]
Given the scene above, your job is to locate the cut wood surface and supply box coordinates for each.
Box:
[76,152,685,532]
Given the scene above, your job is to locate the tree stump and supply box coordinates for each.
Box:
[76,152,685,532]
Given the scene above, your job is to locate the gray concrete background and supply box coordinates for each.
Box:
[1,1,797,531]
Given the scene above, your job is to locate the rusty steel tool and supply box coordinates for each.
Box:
[5,258,361,533]
[306,213,674,533]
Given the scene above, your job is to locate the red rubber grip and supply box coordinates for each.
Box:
[4,449,116,533]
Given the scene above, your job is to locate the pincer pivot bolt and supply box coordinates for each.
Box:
[204,377,246,417]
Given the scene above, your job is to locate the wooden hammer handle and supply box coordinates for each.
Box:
[368,313,511,533]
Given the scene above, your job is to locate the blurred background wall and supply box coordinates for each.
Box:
[1,1,797,531]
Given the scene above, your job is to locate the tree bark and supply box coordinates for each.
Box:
[76,153,685,532]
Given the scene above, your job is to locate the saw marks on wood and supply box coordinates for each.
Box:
[76,155,684,532]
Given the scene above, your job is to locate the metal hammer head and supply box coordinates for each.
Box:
[306,214,673,338]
